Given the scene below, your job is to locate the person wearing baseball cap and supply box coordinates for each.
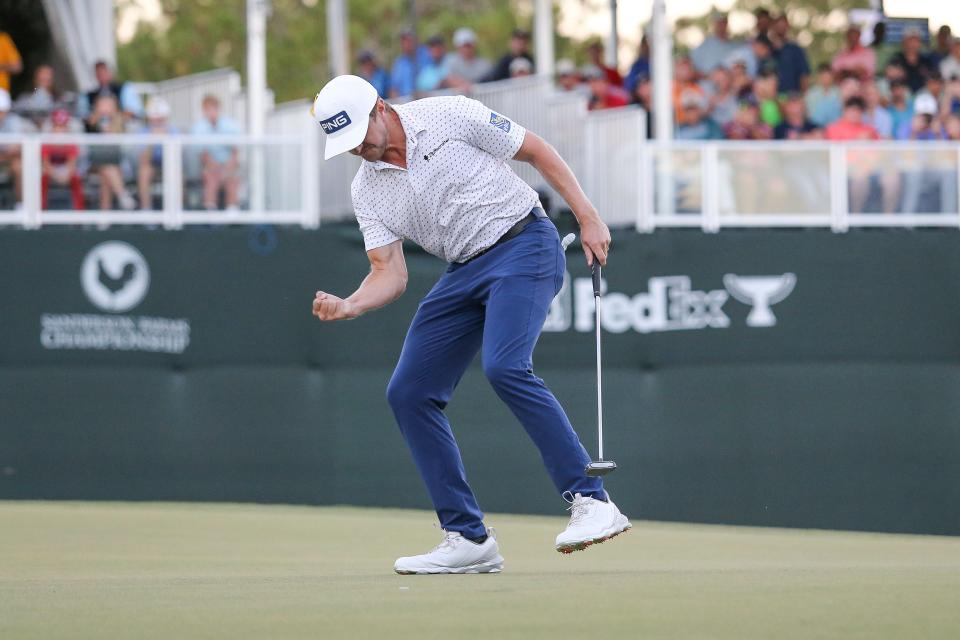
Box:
[445,27,492,91]
[310,75,627,574]
[483,27,534,82]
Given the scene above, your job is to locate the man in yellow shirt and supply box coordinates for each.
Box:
[0,31,22,92]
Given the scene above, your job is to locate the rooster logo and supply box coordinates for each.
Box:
[80,242,150,313]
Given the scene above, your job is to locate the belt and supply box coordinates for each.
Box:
[458,208,541,265]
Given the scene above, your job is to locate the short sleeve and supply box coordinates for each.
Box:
[447,96,526,161]
[351,176,402,252]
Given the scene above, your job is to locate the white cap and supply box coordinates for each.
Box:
[311,75,379,160]
[145,96,171,119]
[0,88,9,112]
[453,27,476,47]
[556,58,576,76]
[914,93,938,116]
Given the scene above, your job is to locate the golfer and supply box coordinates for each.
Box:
[311,75,630,574]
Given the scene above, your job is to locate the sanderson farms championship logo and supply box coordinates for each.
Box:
[40,241,190,354]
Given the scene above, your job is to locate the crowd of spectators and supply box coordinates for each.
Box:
[2,15,960,214]
[0,27,243,212]
[549,10,960,146]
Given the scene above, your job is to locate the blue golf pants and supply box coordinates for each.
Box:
[386,214,605,539]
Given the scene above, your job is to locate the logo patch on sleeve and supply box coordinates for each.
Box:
[319,110,352,134]
[489,112,512,132]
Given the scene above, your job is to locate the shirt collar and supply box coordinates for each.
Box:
[367,102,427,172]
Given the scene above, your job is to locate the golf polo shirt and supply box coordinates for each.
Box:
[350,95,541,264]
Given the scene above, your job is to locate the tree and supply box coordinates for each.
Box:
[117,0,573,104]
[673,0,874,69]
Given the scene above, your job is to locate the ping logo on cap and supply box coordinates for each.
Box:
[319,110,352,134]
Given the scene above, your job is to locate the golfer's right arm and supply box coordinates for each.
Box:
[312,240,407,321]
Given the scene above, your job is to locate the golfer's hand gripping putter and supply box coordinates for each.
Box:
[586,260,617,477]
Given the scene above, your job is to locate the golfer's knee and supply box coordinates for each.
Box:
[386,370,429,412]
[482,358,528,390]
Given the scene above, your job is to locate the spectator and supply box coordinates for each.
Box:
[389,28,431,98]
[825,96,879,141]
[805,64,842,127]
[862,83,894,138]
[583,65,628,111]
[675,91,723,140]
[729,60,753,99]
[724,97,773,140]
[774,92,821,139]
[940,38,960,83]
[771,13,810,93]
[724,36,776,79]
[907,93,943,140]
[672,57,705,124]
[484,28,534,82]
[415,34,450,92]
[445,28,492,91]
[356,50,389,98]
[14,64,67,126]
[871,21,899,72]
[691,12,741,75]
[700,66,738,126]
[754,69,782,127]
[84,94,135,210]
[890,28,936,93]
[901,93,949,214]
[914,71,945,114]
[943,113,960,140]
[932,26,953,67]
[944,74,960,116]
[624,36,650,95]
[876,62,908,105]
[509,57,533,78]
[832,26,875,82]
[629,75,654,138]
[0,27,21,93]
[41,109,83,210]
[0,88,31,207]
[77,60,143,120]
[191,94,242,211]
[888,80,915,139]
[555,59,585,95]
[754,8,773,38]
[137,97,177,210]
[585,40,622,86]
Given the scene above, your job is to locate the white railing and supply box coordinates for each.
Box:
[0,132,317,229]
[2,73,959,232]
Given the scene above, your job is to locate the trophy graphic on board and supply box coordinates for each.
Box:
[723,273,796,327]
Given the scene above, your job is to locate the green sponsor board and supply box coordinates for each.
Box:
[1,226,958,534]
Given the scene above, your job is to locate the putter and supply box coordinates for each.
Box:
[586,260,617,476]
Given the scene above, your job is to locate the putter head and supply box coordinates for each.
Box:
[585,460,617,476]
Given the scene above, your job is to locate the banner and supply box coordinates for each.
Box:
[1,226,958,535]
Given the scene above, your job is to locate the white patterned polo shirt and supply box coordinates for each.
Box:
[350,95,541,263]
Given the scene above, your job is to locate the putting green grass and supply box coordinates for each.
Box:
[2,501,958,639]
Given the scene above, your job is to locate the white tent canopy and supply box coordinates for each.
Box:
[42,0,117,91]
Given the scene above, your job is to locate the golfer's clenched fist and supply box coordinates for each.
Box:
[313,291,357,321]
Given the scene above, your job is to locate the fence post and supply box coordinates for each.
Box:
[302,133,320,229]
[829,144,849,233]
[21,137,41,229]
[703,144,720,233]
[162,137,183,229]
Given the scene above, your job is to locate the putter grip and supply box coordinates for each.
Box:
[592,262,602,297]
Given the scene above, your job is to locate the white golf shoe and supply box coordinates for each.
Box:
[394,528,504,575]
[555,492,631,554]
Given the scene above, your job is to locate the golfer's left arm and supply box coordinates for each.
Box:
[514,131,611,266]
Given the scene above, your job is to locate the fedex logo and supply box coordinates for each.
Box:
[320,110,352,134]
